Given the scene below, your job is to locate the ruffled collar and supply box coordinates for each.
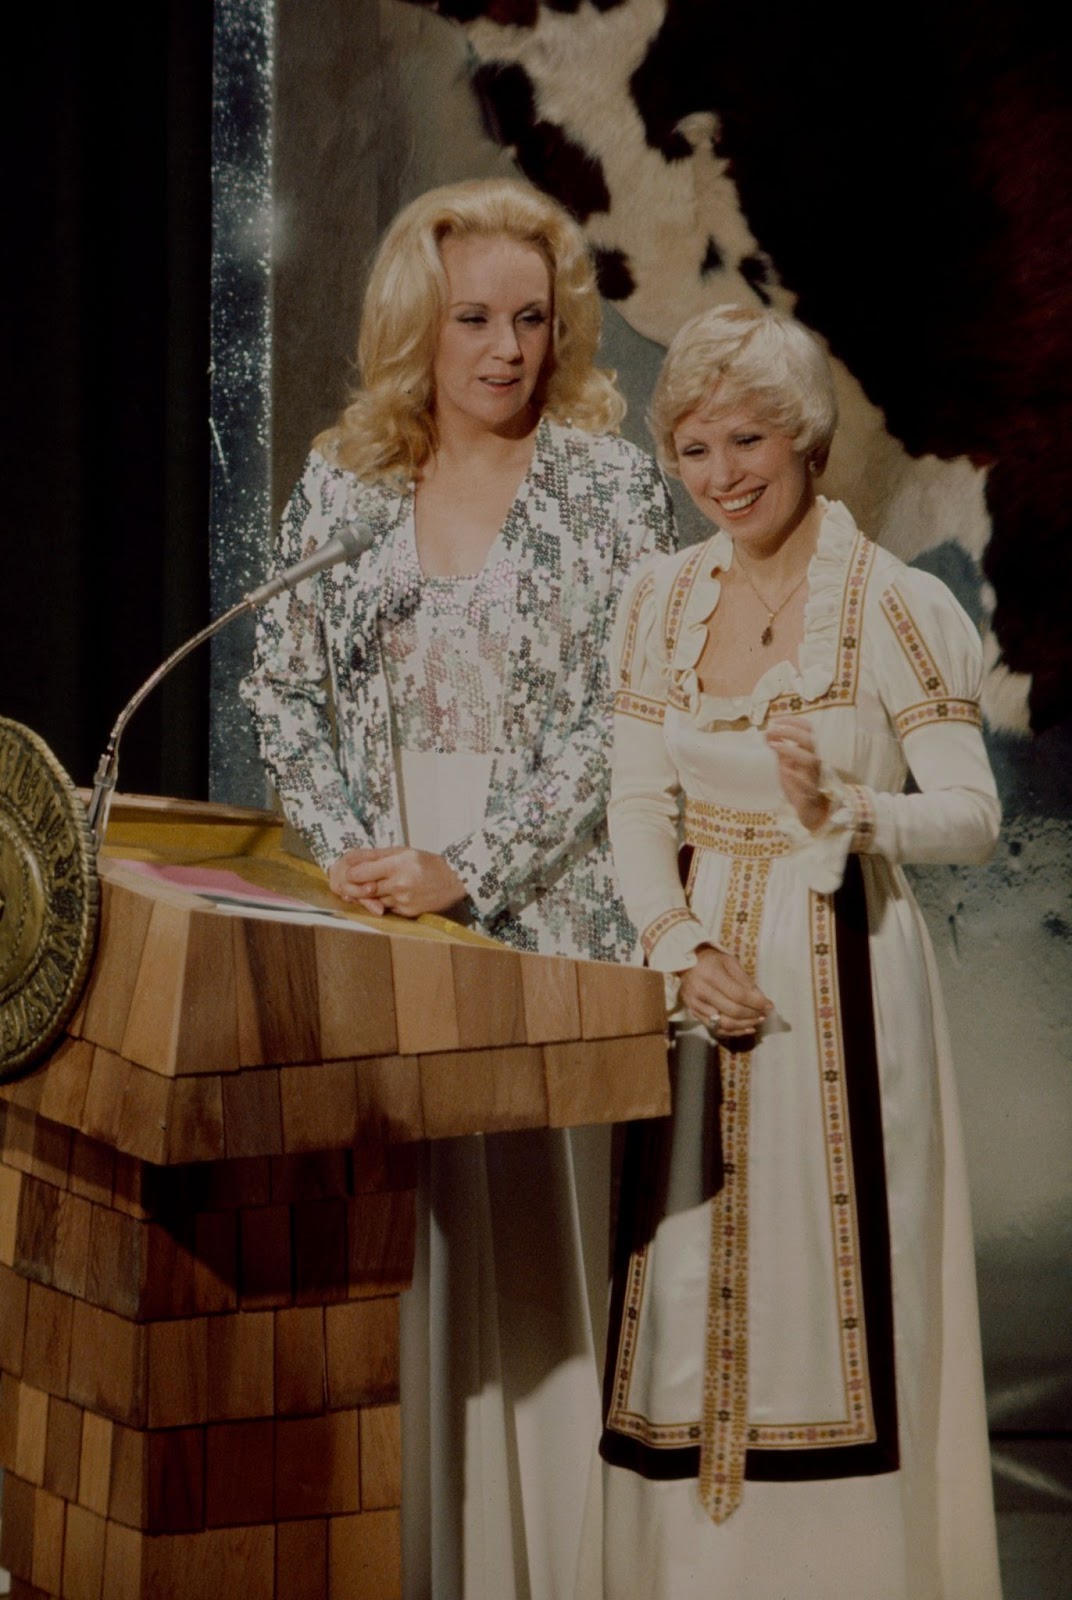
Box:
[669,497,859,725]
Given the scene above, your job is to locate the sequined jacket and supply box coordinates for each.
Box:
[240,420,676,959]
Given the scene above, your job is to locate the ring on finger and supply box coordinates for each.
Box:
[708,1008,721,1030]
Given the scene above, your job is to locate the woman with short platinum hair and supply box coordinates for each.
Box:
[597,302,1002,1600]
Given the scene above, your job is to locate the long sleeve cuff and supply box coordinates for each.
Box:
[777,774,876,893]
[641,905,712,972]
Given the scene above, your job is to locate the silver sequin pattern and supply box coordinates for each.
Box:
[378,527,515,756]
[239,420,676,959]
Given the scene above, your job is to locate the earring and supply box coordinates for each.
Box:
[808,456,820,475]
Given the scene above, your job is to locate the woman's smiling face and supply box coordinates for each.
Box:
[432,232,552,439]
[672,403,814,550]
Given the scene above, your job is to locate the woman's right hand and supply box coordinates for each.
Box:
[329,849,389,914]
[677,945,772,1038]
[329,845,467,917]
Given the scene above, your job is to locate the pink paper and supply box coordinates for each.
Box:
[113,859,315,909]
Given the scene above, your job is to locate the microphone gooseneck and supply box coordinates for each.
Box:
[85,523,374,847]
[244,523,371,607]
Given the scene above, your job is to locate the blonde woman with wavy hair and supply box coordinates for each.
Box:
[324,176,625,484]
[242,176,675,1599]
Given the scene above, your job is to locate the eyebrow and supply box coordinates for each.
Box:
[678,415,762,432]
[447,298,550,311]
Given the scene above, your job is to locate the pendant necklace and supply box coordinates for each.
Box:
[734,557,809,647]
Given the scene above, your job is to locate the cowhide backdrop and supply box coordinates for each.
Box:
[398,0,1072,733]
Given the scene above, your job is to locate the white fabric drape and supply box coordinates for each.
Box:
[399,748,610,1600]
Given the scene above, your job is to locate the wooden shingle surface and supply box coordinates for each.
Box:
[0,797,669,1598]
[2,821,670,1160]
[0,1111,415,1599]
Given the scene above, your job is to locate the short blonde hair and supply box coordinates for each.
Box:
[650,304,838,475]
[320,177,625,482]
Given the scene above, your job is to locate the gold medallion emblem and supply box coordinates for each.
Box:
[0,718,99,1079]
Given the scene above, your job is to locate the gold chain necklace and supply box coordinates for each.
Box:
[733,557,809,647]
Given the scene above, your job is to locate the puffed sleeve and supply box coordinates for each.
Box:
[782,565,1001,883]
[239,452,374,867]
[607,560,710,974]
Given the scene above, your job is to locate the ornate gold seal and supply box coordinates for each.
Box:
[0,718,99,1080]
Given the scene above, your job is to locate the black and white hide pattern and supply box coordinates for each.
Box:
[398,0,1072,730]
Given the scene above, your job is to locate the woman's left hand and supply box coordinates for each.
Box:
[329,846,468,917]
[766,716,831,833]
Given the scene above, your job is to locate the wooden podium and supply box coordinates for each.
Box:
[0,798,669,1600]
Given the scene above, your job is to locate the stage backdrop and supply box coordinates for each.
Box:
[209,0,1071,1511]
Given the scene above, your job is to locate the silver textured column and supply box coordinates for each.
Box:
[209,0,276,804]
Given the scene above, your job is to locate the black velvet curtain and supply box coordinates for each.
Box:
[1,4,214,801]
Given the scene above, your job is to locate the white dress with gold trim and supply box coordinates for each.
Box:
[593,500,1003,1600]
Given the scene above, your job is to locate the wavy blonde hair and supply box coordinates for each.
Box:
[650,304,838,476]
[319,178,625,482]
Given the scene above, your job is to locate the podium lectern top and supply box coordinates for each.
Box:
[0,795,670,1165]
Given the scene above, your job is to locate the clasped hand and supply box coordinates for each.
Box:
[678,945,772,1038]
[679,717,830,1033]
[765,715,831,832]
[328,846,467,917]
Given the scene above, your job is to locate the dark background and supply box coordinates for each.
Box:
[1,5,215,800]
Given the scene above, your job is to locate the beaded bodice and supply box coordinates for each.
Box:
[378,522,516,755]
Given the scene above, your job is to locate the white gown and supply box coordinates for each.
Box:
[595,501,1004,1599]
[381,522,608,1600]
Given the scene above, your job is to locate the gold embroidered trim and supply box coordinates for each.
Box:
[607,1415,704,1446]
[848,784,876,854]
[745,892,876,1451]
[607,1240,705,1449]
[613,689,666,724]
[663,545,710,660]
[684,799,790,860]
[618,569,655,688]
[606,1247,651,1434]
[698,856,768,1522]
[767,532,876,717]
[895,698,981,737]
[641,905,700,959]
[880,584,947,695]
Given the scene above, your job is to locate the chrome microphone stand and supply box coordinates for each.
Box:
[85,523,372,848]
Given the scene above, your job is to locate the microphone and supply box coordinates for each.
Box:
[86,521,375,846]
[246,523,374,606]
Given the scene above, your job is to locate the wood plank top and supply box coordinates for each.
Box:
[0,798,669,1160]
